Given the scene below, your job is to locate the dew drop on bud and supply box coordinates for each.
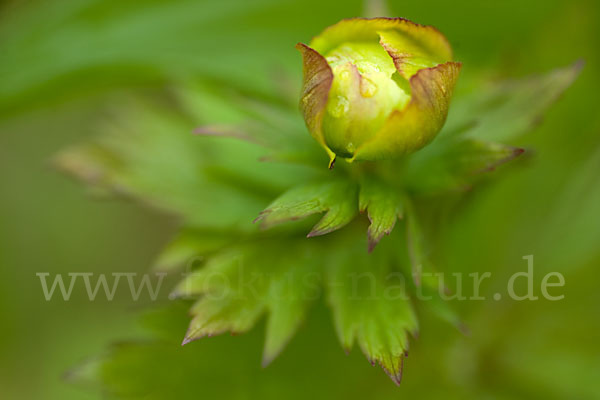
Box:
[360,76,378,98]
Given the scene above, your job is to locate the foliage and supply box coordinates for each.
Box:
[56,60,581,385]
[2,0,597,398]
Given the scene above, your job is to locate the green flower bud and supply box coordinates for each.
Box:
[297,18,461,165]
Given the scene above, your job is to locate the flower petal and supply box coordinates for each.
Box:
[378,28,451,79]
[353,61,462,161]
[310,17,453,64]
[296,43,336,166]
[321,62,388,158]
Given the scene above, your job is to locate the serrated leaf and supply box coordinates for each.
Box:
[181,82,327,168]
[443,61,583,142]
[256,180,358,237]
[153,228,233,272]
[170,230,426,384]
[66,302,428,399]
[417,274,467,333]
[405,138,524,194]
[173,239,321,365]
[54,95,319,231]
[326,239,418,385]
[401,199,464,331]
[262,259,322,366]
[358,179,403,251]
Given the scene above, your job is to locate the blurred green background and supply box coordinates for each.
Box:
[1,0,599,399]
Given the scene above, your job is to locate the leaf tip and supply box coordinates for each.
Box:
[457,322,471,336]
[572,58,586,74]
[261,352,277,368]
[253,210,270,224]
[306,229,323,238]
[181,335,195,346]
[379,356,404,386]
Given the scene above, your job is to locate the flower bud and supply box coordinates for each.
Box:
[297,18,461,165]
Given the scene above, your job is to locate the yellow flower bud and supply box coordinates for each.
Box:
[297,18,461,165]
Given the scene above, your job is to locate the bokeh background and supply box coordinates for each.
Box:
[1,0,599,399]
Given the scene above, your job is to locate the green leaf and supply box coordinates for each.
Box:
[405,138,524,194]
[179,81,328,168]
[402,199,463,331]
[256,180,359,237]
[536,145,600,272]
[65,301,424,399]
[54,94,319,231]
[381,63,581,196]
[51,44,582,393]
[443,61,583,142]
[152,228,233,272]
[326,239,418,385]
[173,239,321,365]
[358,178,403,251]
[169,230,424,385]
